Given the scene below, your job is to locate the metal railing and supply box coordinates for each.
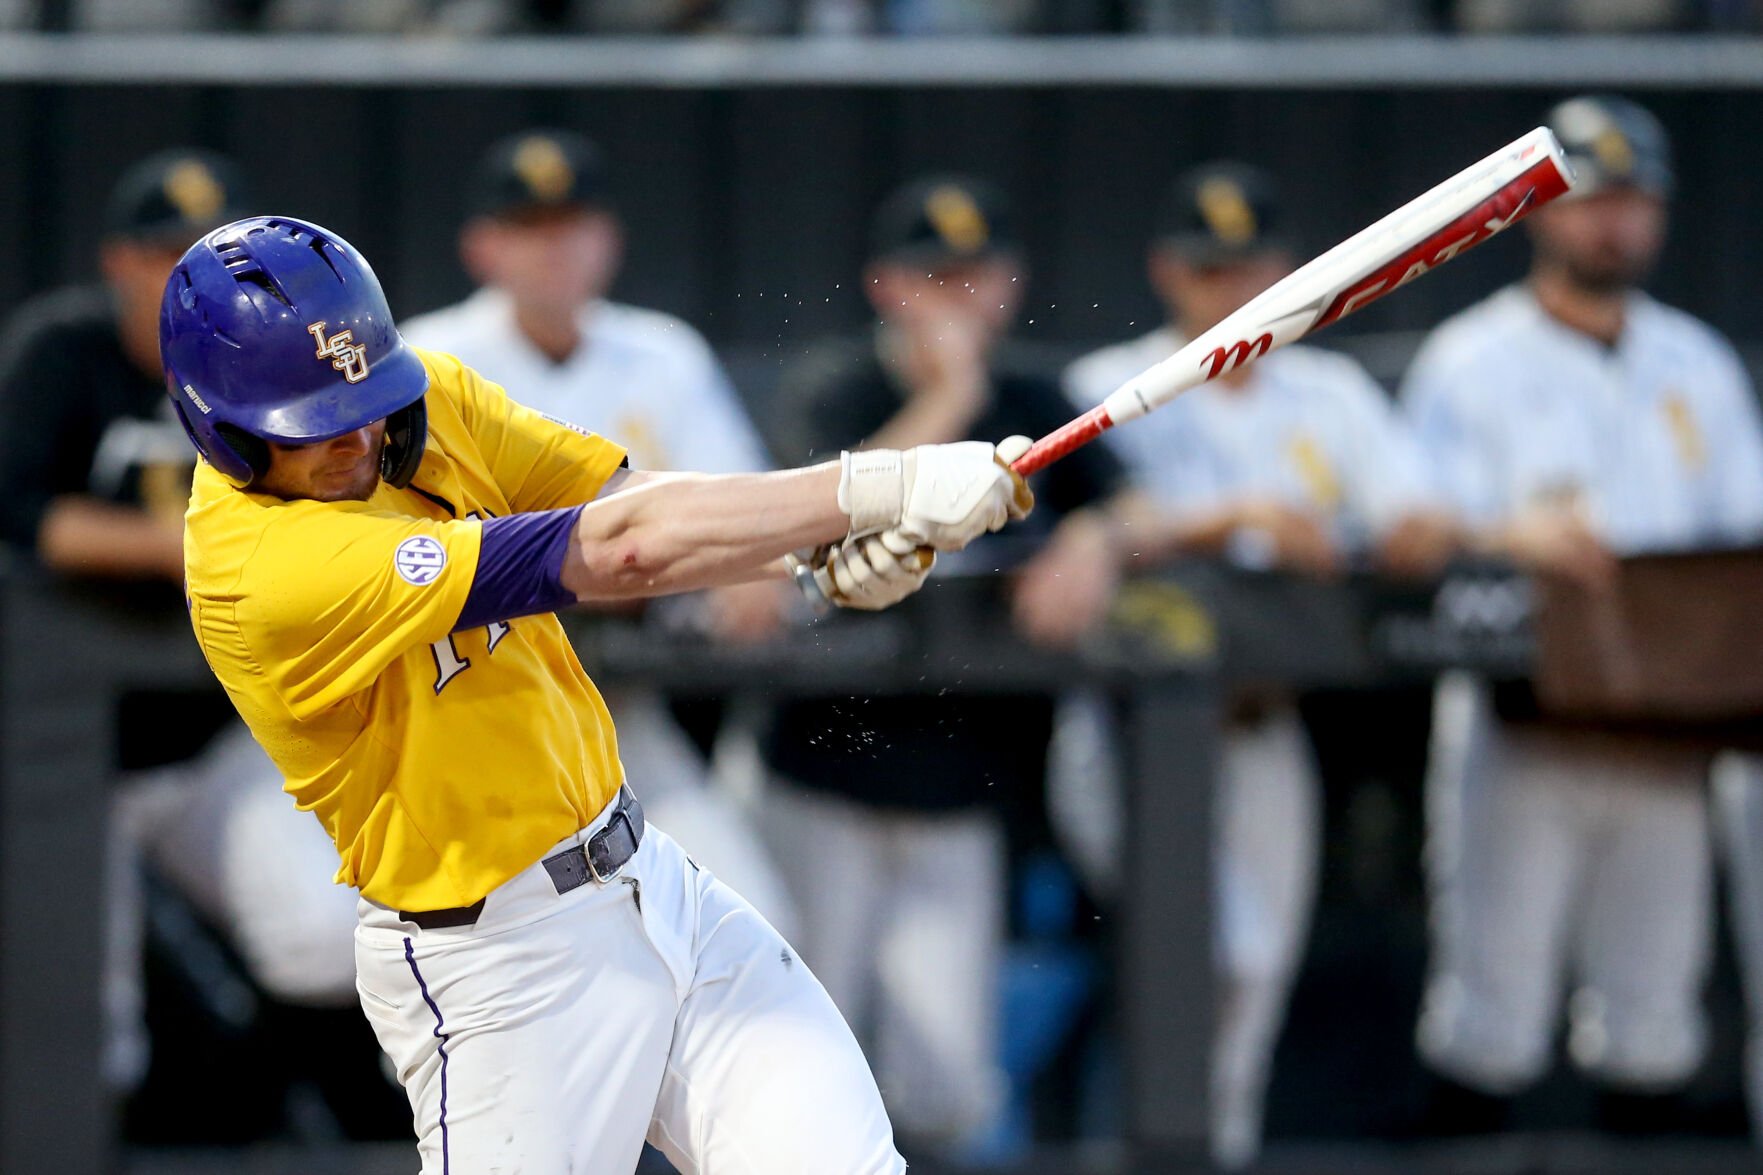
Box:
[0,32,1760,88]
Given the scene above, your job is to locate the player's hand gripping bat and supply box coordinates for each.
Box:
[1011,126,1576,477]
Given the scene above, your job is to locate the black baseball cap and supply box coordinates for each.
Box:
[869,175,1019,266]
[1156,161,1290,263]
[104,149,252,245]
[1545,95,1674,199]
[469,130,610,220]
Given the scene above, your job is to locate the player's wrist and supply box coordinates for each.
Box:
[837,448,905,537]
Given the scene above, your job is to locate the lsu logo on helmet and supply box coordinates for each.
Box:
[307,321,371,384]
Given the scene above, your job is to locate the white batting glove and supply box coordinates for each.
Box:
[826,531,935,610]
[838,436,1035,551]
[793,530,935,612]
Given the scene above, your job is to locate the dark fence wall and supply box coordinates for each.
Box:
[1,84,1759,365]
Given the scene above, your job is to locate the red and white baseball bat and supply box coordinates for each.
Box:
[1011,126,1576,477]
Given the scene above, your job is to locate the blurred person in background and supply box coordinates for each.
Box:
[70,0,234,31]
[0,150,370,1106]
[401,129,799,937]
[1452,0,1685,32]
[760,174,1132,1157]
[1130,0,1426,33]
[570,0,1040,33]
[260,0,518,33]
[1062,161,1456,1168]
[1403,95,1763,1131]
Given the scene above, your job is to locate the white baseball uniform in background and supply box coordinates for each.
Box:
[107,724,361,1088]
[1404,284,1763,1093]
[1713,750,1763,1141]
[406,289,771,477]
[402,290,797,938]
[1063,329,1436,1168]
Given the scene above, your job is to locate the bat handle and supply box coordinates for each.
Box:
[1010,405,1114,477]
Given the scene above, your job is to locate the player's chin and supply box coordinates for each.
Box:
[312,466,382,503]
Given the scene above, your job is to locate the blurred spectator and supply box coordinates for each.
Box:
[1062,161,1453,1168]
[1403,96,1763,1128]
[0,151,227,579]
[759,174,1131,1155]
[1454,0,1686,31]
[0,150,363,1091]
[573,0,784,32]
[1132,0,1426,32]
[262,0,514,34]
[72,0,232,31]
[400,129,800,936]
[571,0,1041,33]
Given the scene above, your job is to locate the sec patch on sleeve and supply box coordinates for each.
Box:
[394,535,448,585]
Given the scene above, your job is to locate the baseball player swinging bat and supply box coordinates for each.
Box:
[1012,126,1577,477]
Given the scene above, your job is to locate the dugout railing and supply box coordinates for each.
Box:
[0,556,1543,1175]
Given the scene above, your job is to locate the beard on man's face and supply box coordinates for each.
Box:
[1562,253,1651,296]
[1538,235,1657,297]
[324,462,383,503]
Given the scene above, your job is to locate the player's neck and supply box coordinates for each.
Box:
[514,303,585,365]
[1530,270,1628,349]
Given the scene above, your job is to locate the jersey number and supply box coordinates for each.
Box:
[429,509,509,694]
[430,620,510,694]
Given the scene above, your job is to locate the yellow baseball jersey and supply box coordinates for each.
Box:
[184,348,628,911]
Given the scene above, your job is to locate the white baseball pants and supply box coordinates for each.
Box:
[1212,709,1323,1170]
[1418,672,1713,1093]
[355,807,903,1175]
[1044,692,1321,1169]
[602,688,800,941]
[1712,750,1763,1141]
[761,781,1009,1146]
[105,723,360,1086]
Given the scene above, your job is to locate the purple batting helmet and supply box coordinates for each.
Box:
[159,215,429,488]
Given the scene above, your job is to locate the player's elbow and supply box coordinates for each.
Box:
[565,524,675,601]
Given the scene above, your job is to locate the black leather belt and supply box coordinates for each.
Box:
[398,787,645,931]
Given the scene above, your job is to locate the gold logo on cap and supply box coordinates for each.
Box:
[512,137,575,203]
[924,185,990,255]
[1197,177,1257,246]
[307,321,371,384]
[1592,127,1636,178]
[163,160,224,224]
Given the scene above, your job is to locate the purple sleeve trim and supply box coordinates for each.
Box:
[454,505,583,631]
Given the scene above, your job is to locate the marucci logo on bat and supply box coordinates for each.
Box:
[1202,333,1274,379]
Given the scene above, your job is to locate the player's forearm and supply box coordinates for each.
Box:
[564,464,846,601]
[37,495,185,581]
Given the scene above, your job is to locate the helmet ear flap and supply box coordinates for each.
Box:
[170,398,262,487]
[213,423,271,487]
[380,396,428,489]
